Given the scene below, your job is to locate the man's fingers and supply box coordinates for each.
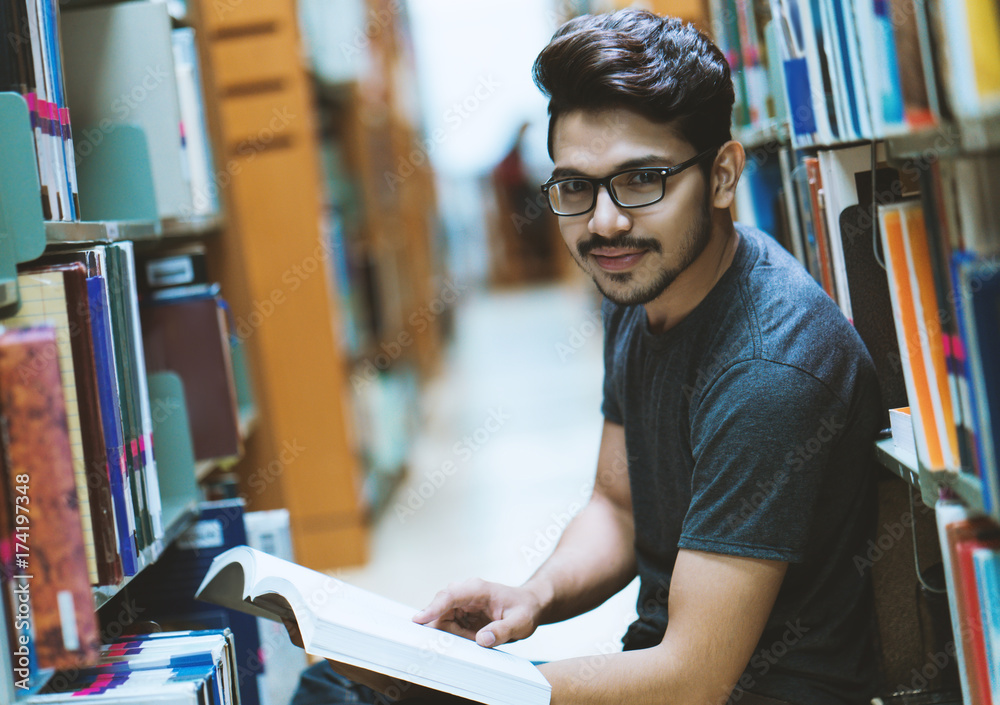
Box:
[413,581,487,625]
[475,615,528,648]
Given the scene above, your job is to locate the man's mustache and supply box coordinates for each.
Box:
[577,236,663,258]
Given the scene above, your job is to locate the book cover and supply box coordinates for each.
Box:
[952,255,999,511]
[87,274,139,577]
[16,264,123,586]
[0,326,100,673]
[901,205,960,471]
[803,156,837,300]
[946,521,999,705]
[917,162,978,481]
[196,546,551,705]
[887,0,938,128]
[931,0,1000,118]
[879,201,957,472]
[119,499,263,705]
[967,259,1000,513]
[103,244,152,553]
[116,241,163,541]
[839,203,908,417]
[140,294,242,462]
[244,509,308,705]
[972,547,1000,703]
[5,268,100,585]
[936,501,974,705]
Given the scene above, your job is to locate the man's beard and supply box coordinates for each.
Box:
[576,200,713,306]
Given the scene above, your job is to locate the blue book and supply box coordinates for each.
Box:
[951,254,993,510]
[969,259,1000,514]
[88,275,138,576]
[972,548,1000,704]
[121,500,263,705]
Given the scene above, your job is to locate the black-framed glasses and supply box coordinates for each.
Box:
[540,146,718,217]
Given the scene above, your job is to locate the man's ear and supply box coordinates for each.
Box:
[709,140,745,209]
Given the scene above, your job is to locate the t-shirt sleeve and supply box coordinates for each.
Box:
[678,359,850,563]
[600,299,624,425]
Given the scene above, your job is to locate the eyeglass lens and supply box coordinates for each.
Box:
[548,169,664,215]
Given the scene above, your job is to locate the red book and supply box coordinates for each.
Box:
[0,326,100,672]
[945,519,999,705]
[804,157,837,300]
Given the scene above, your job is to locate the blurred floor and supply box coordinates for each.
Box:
[336,279,640,662]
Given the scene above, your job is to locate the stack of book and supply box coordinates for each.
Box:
[936,503,1000,705]
[0,241,249,691]
[713,0,1000,146]
[0,0,79,221]
[25,629,240,705]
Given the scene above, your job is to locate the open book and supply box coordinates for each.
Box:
[195,546,551,705]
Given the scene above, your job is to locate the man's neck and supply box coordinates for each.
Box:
[642,214,740,334]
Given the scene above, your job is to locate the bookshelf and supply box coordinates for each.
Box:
[0,0,363,701]
[702,0,1000,701]
[185,0,370,569]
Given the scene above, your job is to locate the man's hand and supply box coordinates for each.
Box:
[412,578,549,648]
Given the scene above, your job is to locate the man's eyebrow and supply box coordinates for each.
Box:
[549,154,678,180]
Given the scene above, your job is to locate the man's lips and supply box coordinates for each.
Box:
[589,248,648,271]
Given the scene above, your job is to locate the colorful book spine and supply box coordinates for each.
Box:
[972,547,1000,704]
[87,275,139,577]
[878,201,959,472]
[0,326,99,673]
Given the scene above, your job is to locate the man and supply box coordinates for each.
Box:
[296,8,882,705]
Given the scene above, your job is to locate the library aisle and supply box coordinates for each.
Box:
[336,279,641,663]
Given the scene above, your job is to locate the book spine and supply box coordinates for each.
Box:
[0,326,100,673]
[87,275,139,577]
[58,267,122,585]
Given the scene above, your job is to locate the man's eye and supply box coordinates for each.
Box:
[561,180,591,194]
[624,170,659,186]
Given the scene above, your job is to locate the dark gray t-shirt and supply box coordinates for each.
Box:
[602,225,882,704]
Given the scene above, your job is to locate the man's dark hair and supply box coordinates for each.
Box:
[532,9,734,161]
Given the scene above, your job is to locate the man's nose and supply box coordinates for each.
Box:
[588,185,631,238]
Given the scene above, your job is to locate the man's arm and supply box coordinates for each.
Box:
[537,549,787,705]
[414,419,637,646]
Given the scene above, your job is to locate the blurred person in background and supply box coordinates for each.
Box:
[294,8,882,705]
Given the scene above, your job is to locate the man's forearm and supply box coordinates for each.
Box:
[538,644,721,705]
[523,492,636,626]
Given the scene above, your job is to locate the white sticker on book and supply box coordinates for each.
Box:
[57,591,80,650]
[146,256,196,287]
[178,519,225,550]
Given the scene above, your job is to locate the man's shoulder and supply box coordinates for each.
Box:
[729,224,876,398]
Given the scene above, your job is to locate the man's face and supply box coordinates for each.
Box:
[549,108,714,306]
